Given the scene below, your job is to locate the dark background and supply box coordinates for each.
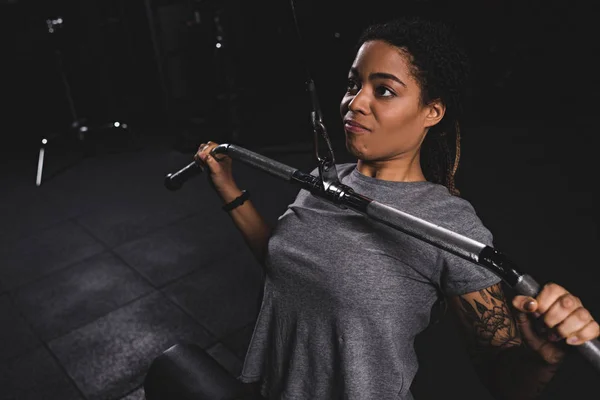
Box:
[1,0,599,399]
[3,0,598,150]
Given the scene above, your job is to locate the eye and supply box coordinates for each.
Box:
[346,78,359,94]
[374,85,395,98]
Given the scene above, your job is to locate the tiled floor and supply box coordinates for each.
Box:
[1,124,598,399]
[0,132,317,400]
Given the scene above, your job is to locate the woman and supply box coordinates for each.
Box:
[195,16,599,400]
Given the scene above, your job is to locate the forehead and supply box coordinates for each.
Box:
[351,40,413,77]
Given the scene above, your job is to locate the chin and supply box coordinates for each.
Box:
[345,138,362,159]
[347,136,376,161]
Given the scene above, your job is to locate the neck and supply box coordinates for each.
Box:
[356,152,426,182]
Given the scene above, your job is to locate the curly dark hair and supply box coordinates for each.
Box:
[356,16,471,196]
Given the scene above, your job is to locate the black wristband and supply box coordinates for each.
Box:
[222,190,250,212]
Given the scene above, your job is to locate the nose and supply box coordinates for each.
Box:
[346,89,369,114]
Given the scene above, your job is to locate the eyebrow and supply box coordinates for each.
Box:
[350,67,407,87]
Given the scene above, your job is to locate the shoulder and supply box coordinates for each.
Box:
[420,188,483,228]
[404,187,494,249]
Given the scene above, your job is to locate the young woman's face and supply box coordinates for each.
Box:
[340,40,443,162]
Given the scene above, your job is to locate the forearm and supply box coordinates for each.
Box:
[218,185,272,266]
[479,344,563,400]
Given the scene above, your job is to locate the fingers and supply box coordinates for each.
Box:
[536,283,572,314]
[556,309,599,345]
[512,295,538,313]
[543,292,582,328]
[564,320,600,345]
[193,143,205,162]
[517,282,600,345]
[194,141,215,160]
[194,141,221,171]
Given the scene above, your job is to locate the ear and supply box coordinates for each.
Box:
[423,99,446,128]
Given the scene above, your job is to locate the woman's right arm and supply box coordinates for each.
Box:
[195,142,272,266]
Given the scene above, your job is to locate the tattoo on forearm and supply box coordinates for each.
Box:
[456,285,560,399]
[458,285,521,361]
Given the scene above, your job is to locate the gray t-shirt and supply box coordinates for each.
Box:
[239,163,501,399]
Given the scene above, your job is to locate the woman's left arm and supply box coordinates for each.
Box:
[448,282,599,399]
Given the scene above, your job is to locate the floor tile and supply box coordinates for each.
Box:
[0,183,73,245]
[118,386,145,400]
[13,252,154,342]
[114,212,247,287]
[0,220,105,290]
[0,294,40,362]
[48,291,213,400]
[75,199,196,249]
[40,139,187,205]
[51,147,221,249]
[0,346,83,400]
[162,251,263,338]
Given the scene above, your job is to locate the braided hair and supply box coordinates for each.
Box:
[356,16,470,196]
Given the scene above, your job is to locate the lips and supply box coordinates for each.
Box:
[344,119,370,131]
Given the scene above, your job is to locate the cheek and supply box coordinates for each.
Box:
[353,111,420,159]
[378,108,422,143]
[379,108,410,130]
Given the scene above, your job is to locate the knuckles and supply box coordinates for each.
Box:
[593,323,600,338]
[554,308,591,337]
[542,282,563,295]
[577,321,600,341]
[573,307,591,323]
[559,294,580,310]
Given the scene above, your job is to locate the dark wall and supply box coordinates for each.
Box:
[4,0,597,149]
[3,0,163,153]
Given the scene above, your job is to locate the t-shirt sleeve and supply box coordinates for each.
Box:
[439,205,502,296]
